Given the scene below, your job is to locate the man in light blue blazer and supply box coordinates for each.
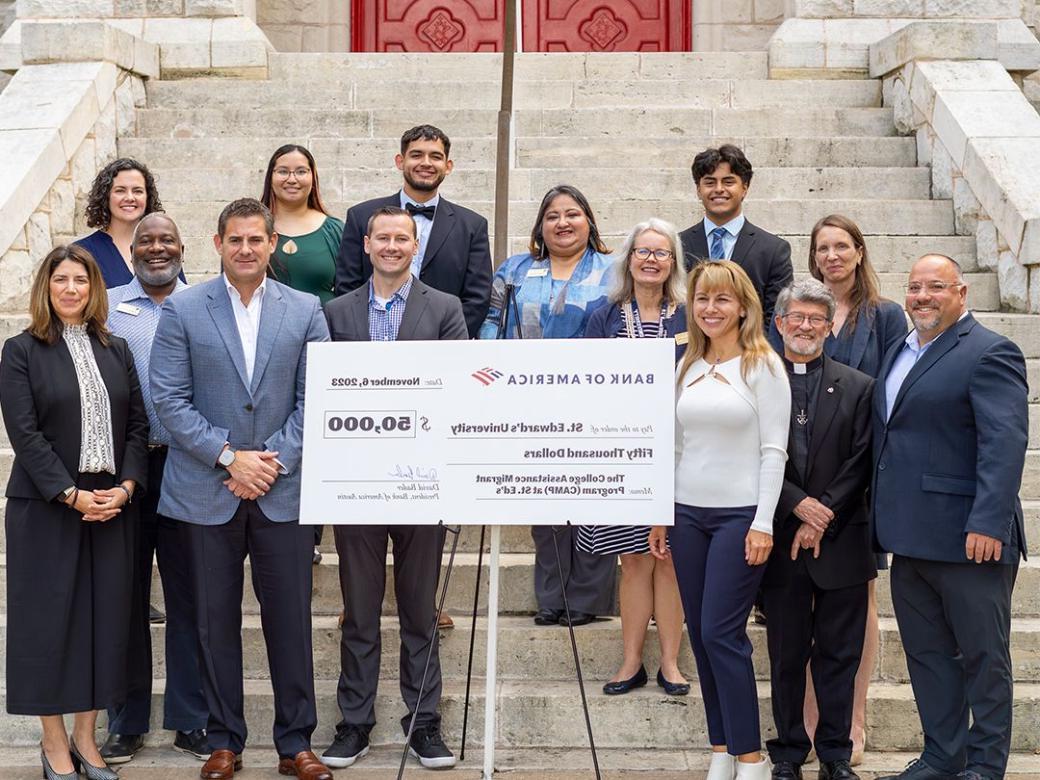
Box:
[150,198,332,780]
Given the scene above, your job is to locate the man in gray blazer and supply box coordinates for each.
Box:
[150,199,332,780]
[321,206,466,771]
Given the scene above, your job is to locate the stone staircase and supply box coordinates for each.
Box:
[2,50,1039,776]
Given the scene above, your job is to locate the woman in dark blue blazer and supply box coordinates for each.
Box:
[578,218,691,698]
[779,214,908,766]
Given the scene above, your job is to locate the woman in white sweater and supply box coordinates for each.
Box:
[650,260,790,780]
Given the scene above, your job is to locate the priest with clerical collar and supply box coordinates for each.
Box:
[760,278,878,780]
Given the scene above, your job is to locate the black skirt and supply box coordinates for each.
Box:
[5,473,138,715]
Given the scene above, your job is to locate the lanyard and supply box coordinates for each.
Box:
[623,300,673,339]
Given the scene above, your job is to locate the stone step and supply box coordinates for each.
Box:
[117,135,920,170]
[4,746,1040,779]
[144,78,882,111]
[2,678,1038,752]
[149,198,953,242]
[145,166,933,204]
[146,553,1040,618]
[267,51,772,83]
[12,615,1026,687]
[133,107,898,141]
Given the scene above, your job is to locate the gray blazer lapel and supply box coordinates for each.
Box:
[206,286,250,393]
[353,283,372,341]
[397,283,429,340]
[249,285,286,394]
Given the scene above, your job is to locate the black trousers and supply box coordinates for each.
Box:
[891,555,1017,778]
[762,563,868,764]
[334,524,444,734]
[532,525,616,615]
[184,501,317,757]
[108,447,207,734]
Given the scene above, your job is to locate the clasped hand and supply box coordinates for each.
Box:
[72,487,127,522]
[793,496,833,533]
[224,450,281,500]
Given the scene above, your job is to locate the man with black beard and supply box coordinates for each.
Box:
[101,213,209,764]
[334,124,492,340]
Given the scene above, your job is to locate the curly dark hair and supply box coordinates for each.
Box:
[85,158,163,228]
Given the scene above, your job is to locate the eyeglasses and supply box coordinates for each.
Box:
[274,167,312,179]
[631,248,674,261]
[903,281,963,295]
[780,313,831,327]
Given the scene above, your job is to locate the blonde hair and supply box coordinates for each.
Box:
[28,245,110,346]
[676,260,775,384]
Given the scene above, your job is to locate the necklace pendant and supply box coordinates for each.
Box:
[796,409,808,426]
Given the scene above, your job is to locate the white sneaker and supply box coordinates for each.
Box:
[734,757,772,780]
[706,751,737,780]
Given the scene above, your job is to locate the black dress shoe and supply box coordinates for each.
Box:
[533,608,563,625]
[559,611,595,626]
[878,758,958,780]
[820,759,860,780]
[772,761,803,780]
[603,665,647,695]
[174,729,211,760]
[99,733,144,764]
[956,773,989,780]
[656,668,690,696]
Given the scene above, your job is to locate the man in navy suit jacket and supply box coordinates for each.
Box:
[873,255,1028,780]
[678,144,793,323]
[334,124,492,337]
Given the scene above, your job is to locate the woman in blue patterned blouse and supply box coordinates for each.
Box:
[479,185,615,627]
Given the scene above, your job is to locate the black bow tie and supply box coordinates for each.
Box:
[406,202,436,220]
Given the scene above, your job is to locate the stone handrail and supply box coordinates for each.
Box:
[870,22,1040,313]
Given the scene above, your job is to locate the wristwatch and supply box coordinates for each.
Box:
[217,447,236,469]
[59,485,76,503]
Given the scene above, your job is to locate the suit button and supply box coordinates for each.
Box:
[245,403,254,412]
[878,462,886,471]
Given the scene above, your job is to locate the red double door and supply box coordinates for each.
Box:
[352,0,691,52]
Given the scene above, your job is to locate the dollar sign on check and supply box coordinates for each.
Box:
[420,416,430,432]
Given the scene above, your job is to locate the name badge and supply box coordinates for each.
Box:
[526,268,549,278]
[675,332,689,345]
[116,302,141,316]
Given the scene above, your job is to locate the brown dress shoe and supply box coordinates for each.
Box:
[437,610,454,629]
[278,750,333,779]
[200,750,242,780]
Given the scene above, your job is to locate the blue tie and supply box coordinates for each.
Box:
[709,227,727,260]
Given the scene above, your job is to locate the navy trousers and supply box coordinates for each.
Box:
[891,555,1017,778]
[108,447,207,735]
[671,503,765,756]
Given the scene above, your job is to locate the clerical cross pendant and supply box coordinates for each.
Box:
[796,409,808,426]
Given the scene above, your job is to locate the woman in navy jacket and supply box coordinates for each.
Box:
[577,218,690,698]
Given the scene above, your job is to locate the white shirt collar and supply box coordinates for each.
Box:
[226,275,267,305]
[400,190,440,209]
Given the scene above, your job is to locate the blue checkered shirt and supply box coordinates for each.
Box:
[107,276,189,445]
[368,275,413,342]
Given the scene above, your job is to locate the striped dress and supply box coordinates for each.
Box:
[575,307,665,556]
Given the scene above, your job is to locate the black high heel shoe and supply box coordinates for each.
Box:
[602,664,648,695]
[69,739,120,780]
[40,745,77,780]
[656,667,691,696]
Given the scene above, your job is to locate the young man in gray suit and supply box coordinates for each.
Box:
[150,199,332,780]
[322,206,466,770]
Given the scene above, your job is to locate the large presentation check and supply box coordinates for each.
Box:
[300,338,675,526]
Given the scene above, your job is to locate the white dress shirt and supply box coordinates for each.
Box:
[400,190,440,277]
[226,276,266,385]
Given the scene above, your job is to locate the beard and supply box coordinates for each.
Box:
[136,260,182,288]
[784,334,823,357]
[403,169,445,193]
[909,307,942,333]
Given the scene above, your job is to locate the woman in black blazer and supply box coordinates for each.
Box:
[577,218,691,698]
[1,245,148,780]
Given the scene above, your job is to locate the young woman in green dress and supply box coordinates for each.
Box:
[261,144,343,561]
[260,144,344,307]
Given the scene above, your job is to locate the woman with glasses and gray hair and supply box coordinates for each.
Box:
[576,218,691,697]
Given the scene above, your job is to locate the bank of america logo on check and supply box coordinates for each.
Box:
[472,367,504,386]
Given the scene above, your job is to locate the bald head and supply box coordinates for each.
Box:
[132,212,184,291]
[905,253,967,344]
